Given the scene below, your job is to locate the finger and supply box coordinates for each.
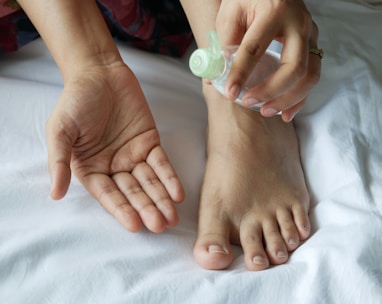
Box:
[131,162,179,228]
[82,173,143,232]
[146,146,185,204]
[223,8,280,100]
[113,171,168,232]
[259,45,321,118]
[280,100,306,123]
[46,117,74,200]
[216,2,244,46]
[243,31,308,110]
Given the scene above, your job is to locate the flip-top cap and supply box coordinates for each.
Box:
[189,31,225,80]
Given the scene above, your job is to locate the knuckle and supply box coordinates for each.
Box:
[243,42,263,59]
[294,60,308,79]
[123,185,142,197]
[230,65,249,85]
[115,203,135,217]
[311,20,320,39]
[302,10,313,26]
[306,66,321,85]
[273,0,288,11]
[262,91,278,102]
[289,61,308,82]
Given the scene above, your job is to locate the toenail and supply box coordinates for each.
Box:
[277,251,287,259]
[253,256,268,265]
[288,239,298,246]
[208,245,229,255]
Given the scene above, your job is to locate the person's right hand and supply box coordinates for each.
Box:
[216,0,321,122]
[46,62,185,233]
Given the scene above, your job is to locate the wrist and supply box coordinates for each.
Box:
[17,0,123,81]
[60,48,124,83]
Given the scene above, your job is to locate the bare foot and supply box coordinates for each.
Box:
[193,86,311,271]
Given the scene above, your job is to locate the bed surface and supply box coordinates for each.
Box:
[1,0,382,303]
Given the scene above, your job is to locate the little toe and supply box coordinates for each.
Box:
[193,209,233,270]
[263,219,289,265]
[240,221,270,271]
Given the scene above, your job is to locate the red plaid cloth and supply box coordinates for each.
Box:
[0,0,193,57]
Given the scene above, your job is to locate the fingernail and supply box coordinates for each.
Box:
[284,113,294,123]
[286,111,298,122]
[228,84,240,100]
[253,256,268,265]
[277,251,287,259]
[262,107,279,116]
[245,97,261,107]
[208,245,229,255]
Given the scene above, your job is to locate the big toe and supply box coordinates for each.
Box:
[193,211,233,270]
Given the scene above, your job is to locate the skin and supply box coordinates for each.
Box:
[18,0,185,233]
[181,0,319,270]
[190,86,311,270]
[216,0,321,122]
[17,0,320,270]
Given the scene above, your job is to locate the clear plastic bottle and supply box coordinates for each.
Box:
[189,31,281,111]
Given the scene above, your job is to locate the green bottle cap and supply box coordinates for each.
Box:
[189,30,225,80]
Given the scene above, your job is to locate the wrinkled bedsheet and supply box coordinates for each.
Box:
[1,0,381,303]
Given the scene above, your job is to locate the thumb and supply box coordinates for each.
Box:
[46,116,75,200]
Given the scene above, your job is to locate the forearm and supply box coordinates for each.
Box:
[180,0,220,48]
[17,0,122,81]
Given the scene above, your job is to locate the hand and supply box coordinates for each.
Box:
[46,62,185,232]
[216,0,321,122]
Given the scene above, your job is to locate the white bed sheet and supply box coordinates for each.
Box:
[1,0,381,303]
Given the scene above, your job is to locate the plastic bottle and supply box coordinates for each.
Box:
[189,30,281,111]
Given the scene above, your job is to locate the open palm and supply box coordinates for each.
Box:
[46,63,184,232]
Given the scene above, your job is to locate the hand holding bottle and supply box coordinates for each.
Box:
[190,31,282,112]
[215,0,321,122]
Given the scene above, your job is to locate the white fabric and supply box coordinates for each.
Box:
[1,1,381,303]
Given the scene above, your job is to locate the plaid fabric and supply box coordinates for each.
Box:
[0,0,193,57]
[0,0,38,53]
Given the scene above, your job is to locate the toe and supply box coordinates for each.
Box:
[193,236,232,270]
[292,203,311,241]
[262,219,288,265]
[276,209,301,251]
[240,219,270,271]
[193,207,233,270]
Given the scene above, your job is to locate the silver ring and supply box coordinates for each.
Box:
[309,48,324,60]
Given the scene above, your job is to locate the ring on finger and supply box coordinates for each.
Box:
[309,48,324,60]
